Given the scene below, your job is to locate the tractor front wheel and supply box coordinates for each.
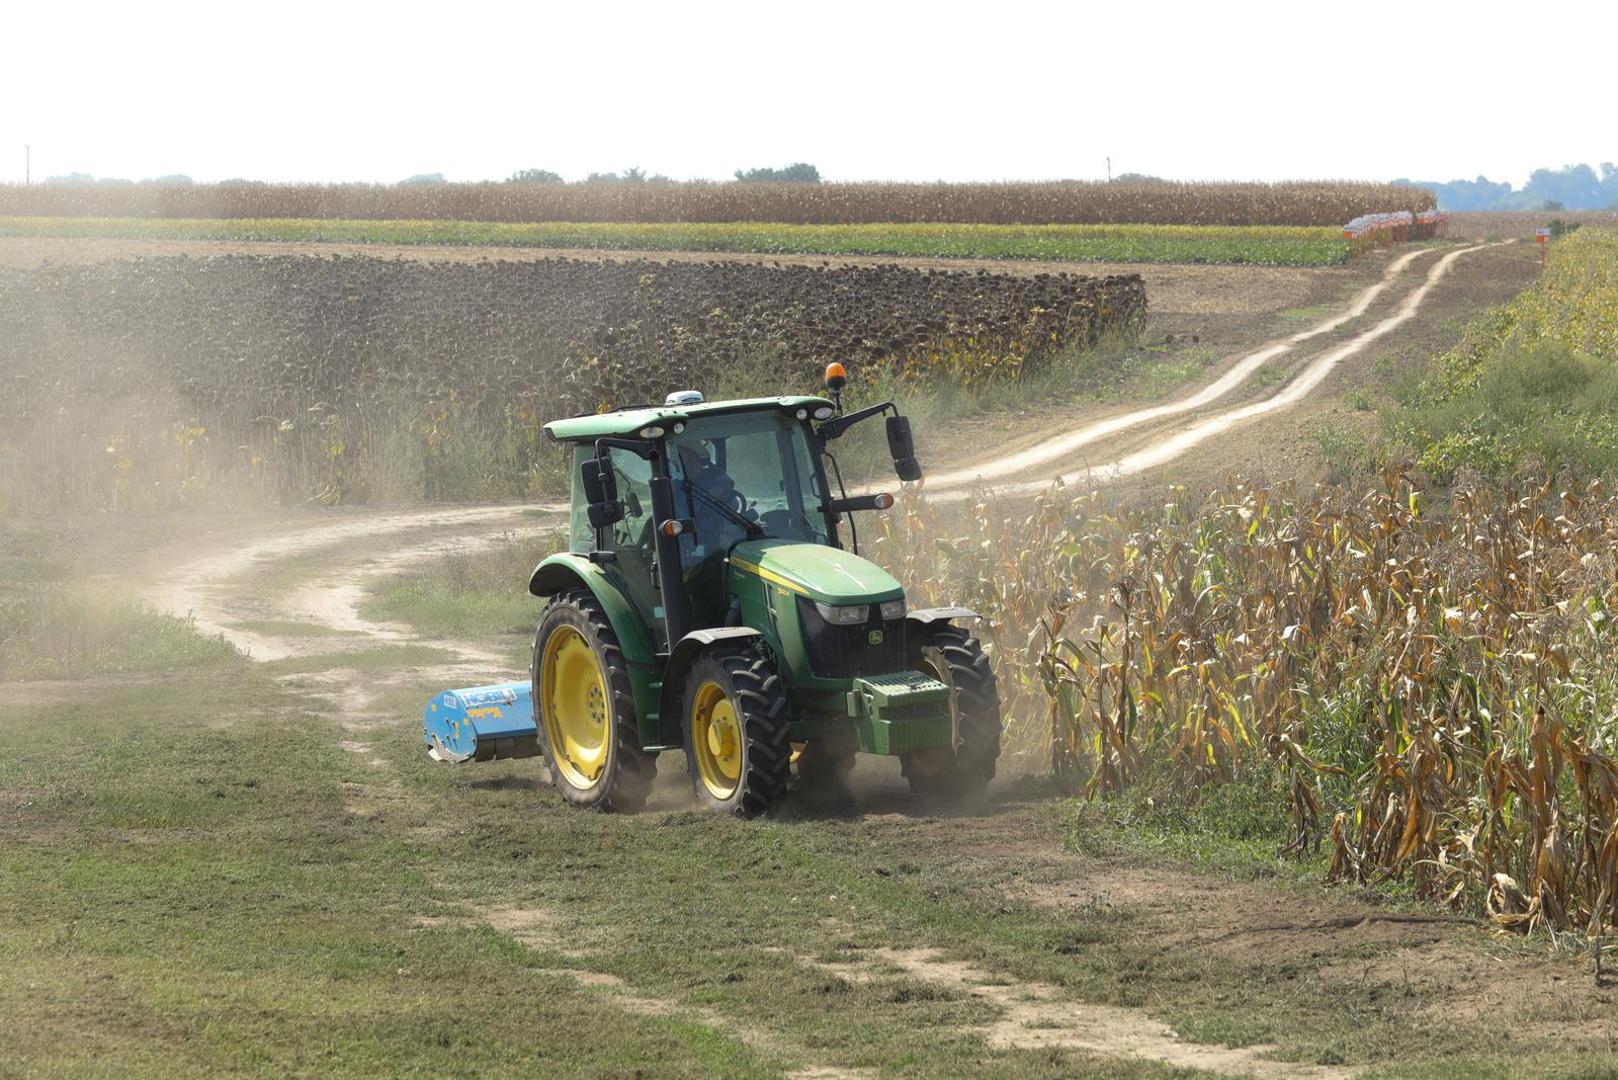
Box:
[681,642,791,817]
[533,589,657,813]
[901,623,1001,803]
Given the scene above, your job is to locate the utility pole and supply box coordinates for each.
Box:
[1106,156,1111,183]
[24,144,30,185]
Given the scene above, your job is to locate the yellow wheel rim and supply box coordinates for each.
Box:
[540,624,610,789]
[691,680,742,799]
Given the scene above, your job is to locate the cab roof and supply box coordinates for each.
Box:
[545,395,834,443]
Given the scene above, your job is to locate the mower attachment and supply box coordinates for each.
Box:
[423,682,539,764]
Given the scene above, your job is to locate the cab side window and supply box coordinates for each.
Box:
[606,448,653,553]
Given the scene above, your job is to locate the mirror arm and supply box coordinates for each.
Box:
[815,400,895,443]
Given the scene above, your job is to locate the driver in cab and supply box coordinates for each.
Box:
[672,439,756,559]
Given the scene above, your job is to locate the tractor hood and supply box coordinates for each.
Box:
[728,540,903,605]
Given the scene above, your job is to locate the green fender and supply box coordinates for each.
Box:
[528,553,663,749]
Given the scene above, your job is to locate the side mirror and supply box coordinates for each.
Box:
[581,457,624,529]
[886,416,923,483]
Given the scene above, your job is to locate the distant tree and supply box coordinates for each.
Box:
[587,166,671,183]
[151,174,194,185]
[507,168,562,183]
[1394,175,1514,211]
[45,172,97,184]
[1401,163,1618,212]
[1542,199,1566,212]
[734,162,821,183]
[399,172,447,185]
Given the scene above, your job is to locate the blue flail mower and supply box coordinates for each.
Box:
[423,683,539,764]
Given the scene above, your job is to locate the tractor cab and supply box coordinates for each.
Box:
[428,371,1002,818]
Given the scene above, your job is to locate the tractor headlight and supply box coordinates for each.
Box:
[813,405,836,420]
[879,598,906,621]
[813,601,869,626]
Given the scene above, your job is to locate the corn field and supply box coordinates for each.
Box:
[873,471,1618,935]
[0,179,1434,227]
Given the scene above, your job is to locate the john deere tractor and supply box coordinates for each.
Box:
[423,370,1000,816]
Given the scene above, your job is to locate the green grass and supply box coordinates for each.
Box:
[1250,360,1289,389]
[361,531,564,670]
[0,524,239,679]
[0,215,1353,266]
[1390,229,1618,479]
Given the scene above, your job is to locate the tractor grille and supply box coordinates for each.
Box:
[797,597,908,679]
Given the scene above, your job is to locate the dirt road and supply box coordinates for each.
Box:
[927,242,1505,495]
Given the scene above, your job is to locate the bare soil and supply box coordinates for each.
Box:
[1445,210,1618,240]
[0,235,1332,321]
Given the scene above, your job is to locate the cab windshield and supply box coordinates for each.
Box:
[669,409,828,555]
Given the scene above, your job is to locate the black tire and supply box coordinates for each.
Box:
[532,588,657,813]
[680,641,791,817]
[901,623,1001,801]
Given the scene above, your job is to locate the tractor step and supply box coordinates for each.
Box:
[423,682,539,764]
[846,672,953,755]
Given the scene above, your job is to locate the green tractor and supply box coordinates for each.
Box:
[525,373,1001,816]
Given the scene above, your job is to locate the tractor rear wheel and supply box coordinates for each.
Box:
[681,642,791,817]
[901,623,1001,802]
[533,589,656,813]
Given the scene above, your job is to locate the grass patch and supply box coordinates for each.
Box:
[360,531,564,651]
[1310,422,1372,482]
[1123,344,1219,399]
[0,677,775,1078]
[1390,228,1618,479]
[0,215,1354,266]
[1250,361,1288,389]
[0,525,239,679]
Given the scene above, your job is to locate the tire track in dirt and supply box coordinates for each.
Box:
[1043,242,1501,491]
[145,504,560,660]
[800,947,1355,1079]
[145,503,563,818]
[932,242,1503,497]
[414,907,871,1079]
[926,247,1432,491]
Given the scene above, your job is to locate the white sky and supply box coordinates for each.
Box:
[3,0,1612,188]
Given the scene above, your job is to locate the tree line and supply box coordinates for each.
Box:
[1395,163,1618,211]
